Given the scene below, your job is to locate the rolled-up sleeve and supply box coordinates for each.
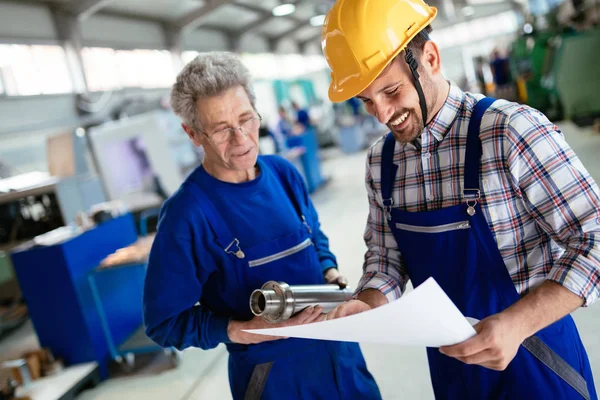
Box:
[505,106,600,306]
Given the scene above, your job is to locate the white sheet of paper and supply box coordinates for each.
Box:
[245,277,477,347]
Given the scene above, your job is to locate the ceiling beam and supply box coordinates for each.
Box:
[71,0,116,21]
[225,32,242,52]
[233,2,305,24]
[177,0,233,32]
[234,0,305,35]
[276,20,314,41]
[235,13,273,35]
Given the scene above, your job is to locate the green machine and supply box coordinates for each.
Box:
[553,29,600,123]
[511,7,600,124]
[0,251,14,288]
[511,32,565,120]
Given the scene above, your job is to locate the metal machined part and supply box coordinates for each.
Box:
[250,281,354,323]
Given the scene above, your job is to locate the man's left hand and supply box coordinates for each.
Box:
[439,313,525,371]
[324,268,348,289]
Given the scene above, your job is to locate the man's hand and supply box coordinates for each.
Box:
[324,268,348,289]
[325,299,371,320]
[439,280,584,371]
[227,306,323,345]
[439,313,525,371]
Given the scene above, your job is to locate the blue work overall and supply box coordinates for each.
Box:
[380,98,597,399]
[185,167,381,400]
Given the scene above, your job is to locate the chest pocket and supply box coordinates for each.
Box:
[241,222,323,292]
[248,237,313,268]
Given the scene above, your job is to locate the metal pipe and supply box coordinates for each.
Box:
[250,281,354,323]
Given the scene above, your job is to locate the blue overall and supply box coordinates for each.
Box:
[185,163,381,400]
[380,98,597,399]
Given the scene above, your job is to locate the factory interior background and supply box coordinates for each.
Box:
[0,0,599,398]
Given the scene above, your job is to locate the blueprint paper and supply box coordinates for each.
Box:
[245,277,477,347]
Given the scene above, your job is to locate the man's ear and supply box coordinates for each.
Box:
[421,40,442,76]
[182,123,202,147]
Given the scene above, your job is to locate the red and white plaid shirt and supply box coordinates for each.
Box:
[358,83,600,306]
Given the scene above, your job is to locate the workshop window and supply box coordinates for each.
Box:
[0,44,73,96]
[81,47,120,92]
[118,49,174,89]
[182,51,200,66]
[83,47,174,91]
[431,11,519,49]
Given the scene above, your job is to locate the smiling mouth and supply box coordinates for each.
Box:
[389,111,409,128]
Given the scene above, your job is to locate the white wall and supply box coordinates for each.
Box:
[0,2,57,42]
[239,33,270,53]
[439,48,466,86]
[81,14,166,49]
[276,38,299,54]
[252,80,279,128]
[183,29,229,52]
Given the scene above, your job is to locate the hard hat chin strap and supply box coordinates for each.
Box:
[404,48,428,127]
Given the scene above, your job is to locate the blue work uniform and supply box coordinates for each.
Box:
[380,98,597,399]
[143,155,381,400]
[277,118,292,138]
[296,109,311,128]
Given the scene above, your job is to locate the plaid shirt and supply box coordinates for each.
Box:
[357,83,600,306]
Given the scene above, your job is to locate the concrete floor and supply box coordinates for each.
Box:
[2,121,600,399]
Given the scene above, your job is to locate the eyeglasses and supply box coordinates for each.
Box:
[202,114,262,144]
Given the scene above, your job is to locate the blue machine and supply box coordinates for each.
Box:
[87,208,179,371]
[87,261,179,372]
[11,214,144,378]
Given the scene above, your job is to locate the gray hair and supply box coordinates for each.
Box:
[170,51,256,130]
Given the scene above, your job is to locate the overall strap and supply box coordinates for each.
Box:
[463,97,496,211]
[268,157,313,232]
[185,180,245,259]
[381,133,399,220]
[268,157,304,221]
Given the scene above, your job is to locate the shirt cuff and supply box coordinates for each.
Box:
[546,261,600,307]
[354,272,403,304]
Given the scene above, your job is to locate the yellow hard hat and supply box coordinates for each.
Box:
[322,0,437,103]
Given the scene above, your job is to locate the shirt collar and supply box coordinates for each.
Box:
[425,82,465,142]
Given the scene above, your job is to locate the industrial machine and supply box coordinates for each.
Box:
[0,128,107,246]
[510,2,600,124]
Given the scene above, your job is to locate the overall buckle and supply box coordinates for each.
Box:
[383,198,394,221]
[225,238,245,259]
[463,189,480,216]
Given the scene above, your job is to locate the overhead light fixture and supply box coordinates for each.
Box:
[272,3,296,17]
[310,14,326,26]
[462,6,475,16]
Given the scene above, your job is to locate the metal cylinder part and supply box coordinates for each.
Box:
[250,281,354,323]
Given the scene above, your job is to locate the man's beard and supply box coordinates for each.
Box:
[388,76,438,144]
[387,110,423,144]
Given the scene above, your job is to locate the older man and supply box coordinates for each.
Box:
[143,52,381,400]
